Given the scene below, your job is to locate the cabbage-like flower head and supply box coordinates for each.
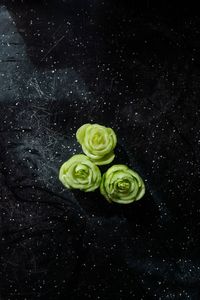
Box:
[76,123,117,165]
[100,164,145,204]
[59,154,101,192]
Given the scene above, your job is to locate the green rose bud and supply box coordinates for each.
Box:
[100,164,145,204]
[76,123,117,165]
[59,154,101,192]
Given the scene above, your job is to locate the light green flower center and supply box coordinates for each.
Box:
[75,169,88,179]
[117,180,130,191]
[74,164,89,179]
[92,132,105,145]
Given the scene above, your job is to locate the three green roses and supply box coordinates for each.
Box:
[59,123,145,204]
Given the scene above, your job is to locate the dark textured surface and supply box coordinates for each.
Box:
[0,1,200,299]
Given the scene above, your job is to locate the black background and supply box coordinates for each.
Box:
[0,1,200,299]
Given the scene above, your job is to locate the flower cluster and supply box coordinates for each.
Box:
[59,123,145,204]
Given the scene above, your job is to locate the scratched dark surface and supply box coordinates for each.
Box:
[0,1,199,299]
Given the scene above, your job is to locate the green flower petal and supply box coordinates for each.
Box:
[76,124,91,144]
[59,154,101,192]
[76,123,117,165]
[100,173,112,203]
[100,164,145,204]
[91,151,115,166]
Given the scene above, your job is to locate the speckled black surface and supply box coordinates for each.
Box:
[0,1,200,299]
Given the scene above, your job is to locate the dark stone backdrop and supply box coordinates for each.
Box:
[0,1,199,299]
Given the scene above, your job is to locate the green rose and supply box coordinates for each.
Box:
[100,164,145,204]
[59,154,101,192]
[76,123,117,165]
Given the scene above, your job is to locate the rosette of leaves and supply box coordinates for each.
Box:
[100,164,145,204]
[59,154,101,192]
[76,123,117,165]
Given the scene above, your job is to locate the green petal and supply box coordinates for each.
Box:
[76,123,91,144]
[93,151,115,166]
[135,182,146,200]
[100,174,112,203]
[107,127,117,148]
[106,165,128,177]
